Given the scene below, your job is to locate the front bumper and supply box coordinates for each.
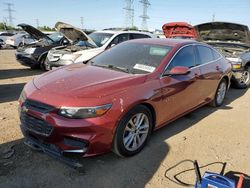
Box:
[23,135,84,168]
[45,58,73,70]
[19,100,115,157]
[232,70,244,80]
[15,52,38,67]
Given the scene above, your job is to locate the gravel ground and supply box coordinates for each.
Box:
[0,49,249,188]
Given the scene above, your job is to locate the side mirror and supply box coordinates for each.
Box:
[164,66,190,76]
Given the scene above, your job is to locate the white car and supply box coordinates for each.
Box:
[45,23,157,70]
[5,33,36,48]
[0,32,15,43]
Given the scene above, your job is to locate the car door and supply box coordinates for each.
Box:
[195,45,222,101]
[158,45,202,125]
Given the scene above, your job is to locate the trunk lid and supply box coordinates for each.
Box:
[162,22,198,39]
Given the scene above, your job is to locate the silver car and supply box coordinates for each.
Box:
[5,33,36,48]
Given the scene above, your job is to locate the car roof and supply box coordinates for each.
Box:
[93,30,153,36]
[128,38,200,47]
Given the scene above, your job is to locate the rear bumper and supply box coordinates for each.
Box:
[15,52,38,67]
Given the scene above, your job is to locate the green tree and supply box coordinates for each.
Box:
[38,25,56,31]
[0,22,15,31]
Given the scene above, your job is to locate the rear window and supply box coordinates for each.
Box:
[212,49,222,60]
[91,42,172,74]
[196,45,214,64]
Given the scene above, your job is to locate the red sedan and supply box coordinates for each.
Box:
[19,39,232,158]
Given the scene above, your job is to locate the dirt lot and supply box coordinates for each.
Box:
[0,49,249,188]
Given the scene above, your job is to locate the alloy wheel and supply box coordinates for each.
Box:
[216,81,227,105]
[123,113,149,151]
[239,70,250,85]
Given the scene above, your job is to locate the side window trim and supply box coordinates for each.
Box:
[196,44,223,65]
[161,44,195,78]
[165,45,196,70]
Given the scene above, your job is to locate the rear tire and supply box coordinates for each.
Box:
[113,105,153,157]
[210,78,227,107]
[18,42,25,48]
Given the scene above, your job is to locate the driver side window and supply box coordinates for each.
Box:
[108,34,129,48]
[167,46,196,71]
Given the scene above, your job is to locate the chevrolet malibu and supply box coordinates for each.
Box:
[19,39,232,158]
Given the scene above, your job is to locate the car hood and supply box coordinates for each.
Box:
[55,22,97,47]
[17,23,53,42]
[33,63,146,99]
[195,22,250,44]
[162,22,198,39]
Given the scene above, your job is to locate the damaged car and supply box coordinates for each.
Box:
[19,39,231,161]
[45,23,156,70]
[195,22,250,88]
[162,22,198,39]
[44,22,98,70]
[0,39,4,49]
[15,23,69,69]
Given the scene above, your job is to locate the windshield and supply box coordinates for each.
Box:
[75,40,96,48]
[48,32,64,42]
[89,32,113,47]
[91,42,172,74]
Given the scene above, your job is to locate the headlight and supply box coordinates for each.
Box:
[60,54,81,61]
[226,57,242,63]
[47,51,63,61]
[226,57,242,69]
[18,90,26,103]
[58,104,112,119]
[24,48,36,54]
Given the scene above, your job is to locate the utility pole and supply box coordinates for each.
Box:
[80,17,84,29]
[124,0,134,28]
[139,0,150,31]
[212,13,215,22]
[4,2,15,27]
[35,19,40,29]
[3,17,8,30]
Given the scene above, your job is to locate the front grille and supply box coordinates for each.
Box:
[20,112,53,136]
[24,99,55,113]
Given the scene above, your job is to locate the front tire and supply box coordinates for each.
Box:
[232,67,250,89]
[210,78,227,107]
[39,55,47,71]
[113,105,153,157]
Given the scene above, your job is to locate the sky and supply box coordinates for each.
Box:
[0,0,250,30]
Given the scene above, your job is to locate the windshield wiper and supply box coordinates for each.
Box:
[92,64,130,73]
[107,65,130,73]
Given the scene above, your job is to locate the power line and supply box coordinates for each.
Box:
[3,2,15,27]
[124,0,134,28]
[139,0,150,31]
[35,19,40,28]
